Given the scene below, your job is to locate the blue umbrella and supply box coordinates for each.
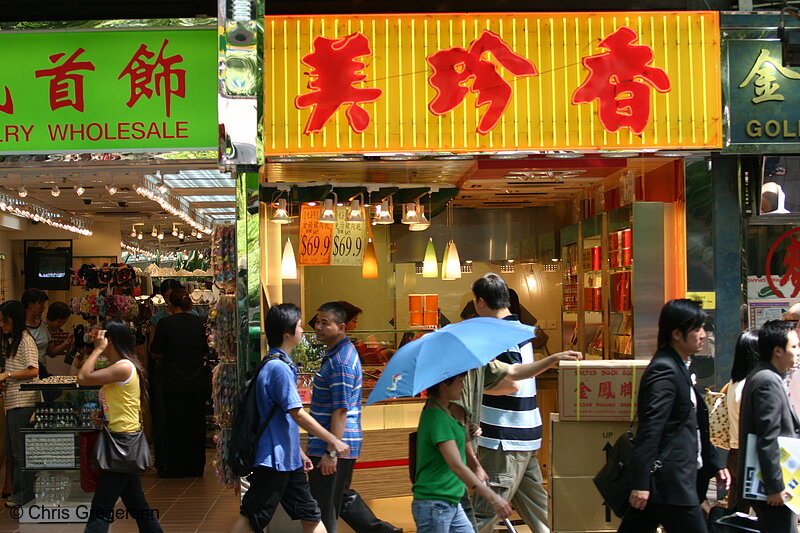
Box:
[366,317,536,405]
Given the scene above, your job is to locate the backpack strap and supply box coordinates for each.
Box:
[254,353,293,441]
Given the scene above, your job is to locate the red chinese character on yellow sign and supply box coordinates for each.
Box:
[34,48,96,112]
[620,382,633,398]
[572,26,670,135]
[118,39,186,118]
[427,30,538,135]
[295,33,382,134]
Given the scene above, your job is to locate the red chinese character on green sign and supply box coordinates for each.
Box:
[295,33,383,134]
[0,87,12,115]
[118,39,186,118]
[34,47,96,112]
[572,26,670,135]
[427,30,538,135]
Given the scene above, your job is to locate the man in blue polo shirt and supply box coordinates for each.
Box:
[231,303,348,533]
[306,301,368,533]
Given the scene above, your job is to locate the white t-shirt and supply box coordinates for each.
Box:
[727,379,746,449]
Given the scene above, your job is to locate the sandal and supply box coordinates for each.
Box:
[4,500,19,508]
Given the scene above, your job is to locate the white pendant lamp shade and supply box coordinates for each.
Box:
[401,202,420,225]
[422,238,438,278]
[362,238,378,278]
[318,198,337,223]
[373,199,393,224]
[442,240,462,280]
[347,199,364,223]
[271,198,291,224]
[281,238,298,280]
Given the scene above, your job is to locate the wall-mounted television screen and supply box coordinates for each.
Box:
[25,247,71,290]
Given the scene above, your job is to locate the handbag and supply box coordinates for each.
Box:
[705,382,731,450]
[93,424,151,474]
[593,427,635,518]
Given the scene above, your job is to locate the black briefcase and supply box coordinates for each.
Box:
[593,430,635,518]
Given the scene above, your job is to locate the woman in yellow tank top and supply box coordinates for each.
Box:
[77,319,162,533]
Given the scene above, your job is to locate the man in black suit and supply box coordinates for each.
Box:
[739,319,800,533]
[618,299,729,533]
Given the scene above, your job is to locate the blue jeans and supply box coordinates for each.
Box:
[412,499,473,533]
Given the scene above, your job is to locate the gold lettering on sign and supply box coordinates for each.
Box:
[739,49,800,104]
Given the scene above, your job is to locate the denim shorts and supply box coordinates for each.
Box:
[412,498,473,533]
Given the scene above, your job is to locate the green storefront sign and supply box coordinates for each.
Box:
[0,28,217,154]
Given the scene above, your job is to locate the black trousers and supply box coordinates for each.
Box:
[161,390,206,477]
[308,456,356,533]
[84,470,162,533]
[617,501,707,533]
[752,501,797,533]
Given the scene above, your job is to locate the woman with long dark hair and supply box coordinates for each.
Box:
[77,319,162,533]
[725,329,760,512]
[0,300,40,507]
[150,288,209,477]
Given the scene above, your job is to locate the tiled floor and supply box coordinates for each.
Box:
[0,451,241,533]
[0,450,534,532]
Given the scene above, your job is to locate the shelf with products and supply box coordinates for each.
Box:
[560,202,675,360]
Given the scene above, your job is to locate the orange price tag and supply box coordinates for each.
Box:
[298,205,333,265]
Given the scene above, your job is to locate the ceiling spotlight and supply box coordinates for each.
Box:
[409,204,430,231]
[191,229,197,237]
[373,199,394,225]
[318,198,337,223]
[105,184,118,195]
[195,231,202,240]
[137,232,143,240]
[172,226,178,237]
[130,225,137,238]
[346,199,364,223]
[17,185,27,198]
[74,185,85,196]
[51,185,60,197]
[151,226,158,237]
[178,231,185,239]
[157,231,164,240]
[401,203,420,224]
[270,198,291,224]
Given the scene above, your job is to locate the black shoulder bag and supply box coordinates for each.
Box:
[593,402,694,518]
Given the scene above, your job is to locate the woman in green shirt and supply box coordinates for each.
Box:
[412,373,511,532]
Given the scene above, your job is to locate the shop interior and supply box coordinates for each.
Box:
[258,152,688,514]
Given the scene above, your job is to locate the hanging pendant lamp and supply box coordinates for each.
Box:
[281,238,298,280]
[442,240,462,280]
[362,238,378,279]
[422,238,438,278]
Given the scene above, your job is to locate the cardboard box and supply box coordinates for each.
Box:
[558,360,649,421]
[550,476,621,532]
[550,414,634,478]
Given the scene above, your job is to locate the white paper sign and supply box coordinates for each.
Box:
[744,433,800,513]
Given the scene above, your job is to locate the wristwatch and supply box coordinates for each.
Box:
[326,450,338,458]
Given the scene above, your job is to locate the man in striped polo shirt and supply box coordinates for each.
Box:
[307,301,381,533]
[469,274,580,533]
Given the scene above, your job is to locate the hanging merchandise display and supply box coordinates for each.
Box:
[210,293,238,486]
[211,224,236,294]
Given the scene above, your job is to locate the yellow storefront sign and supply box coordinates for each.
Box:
[264,12,721,155]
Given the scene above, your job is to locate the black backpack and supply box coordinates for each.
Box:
[227,353,285,477]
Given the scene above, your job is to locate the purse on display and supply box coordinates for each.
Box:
[705,382,731,450]
[93,424,151,474]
